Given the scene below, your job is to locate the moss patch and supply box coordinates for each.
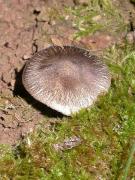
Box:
[65,0,126,38]
[0,0,135,179]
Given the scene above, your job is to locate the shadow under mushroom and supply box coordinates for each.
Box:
[13,66,64,118]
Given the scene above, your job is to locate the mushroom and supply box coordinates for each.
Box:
[22,45,111,116]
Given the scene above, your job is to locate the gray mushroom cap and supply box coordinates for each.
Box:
[22,46,111,116]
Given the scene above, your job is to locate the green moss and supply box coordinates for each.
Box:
[0,1,135,179]
[66,0,126,38]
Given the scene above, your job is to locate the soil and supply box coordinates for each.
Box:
[0,0,134,145]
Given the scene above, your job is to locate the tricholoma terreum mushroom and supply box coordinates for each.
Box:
[22,45,111,116]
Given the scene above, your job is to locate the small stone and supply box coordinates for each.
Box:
[65,15,69,20]
[51,20,56,26]
[10,79,15,89]
[22,54,31,60]
[53,136,82,151]
[92,15,102,22]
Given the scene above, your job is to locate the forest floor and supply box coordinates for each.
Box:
[0,0,135,179]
